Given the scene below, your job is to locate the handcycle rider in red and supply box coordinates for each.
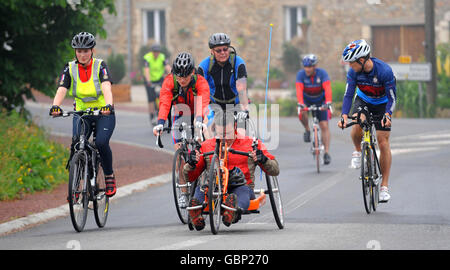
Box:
[182,110,280,231]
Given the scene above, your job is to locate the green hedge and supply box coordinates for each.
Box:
[0,110,69,200]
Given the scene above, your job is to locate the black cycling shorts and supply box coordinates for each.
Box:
[145,78,164,102]
[351,96,391,132]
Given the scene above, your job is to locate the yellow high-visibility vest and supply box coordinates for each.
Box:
[69,58,106,111]
[143,52,165,82]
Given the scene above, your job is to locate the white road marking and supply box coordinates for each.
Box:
[154,235,223,250]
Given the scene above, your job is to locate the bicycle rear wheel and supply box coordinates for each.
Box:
[266,173,284,229]
[361,144,373,214]
[172,148,189,224]
[93,156,109,228]
[208,154,222,235]
[68,152,89,232]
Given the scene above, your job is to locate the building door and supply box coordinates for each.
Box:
[372,25,425,62]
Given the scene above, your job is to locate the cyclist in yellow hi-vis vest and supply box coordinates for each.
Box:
[50,32,117,197]
[143,43,171,125]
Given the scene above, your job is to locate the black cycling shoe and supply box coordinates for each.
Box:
[303,131,311,143]
[324,153,331,165]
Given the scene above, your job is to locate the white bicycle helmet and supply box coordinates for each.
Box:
[342,39,371,62]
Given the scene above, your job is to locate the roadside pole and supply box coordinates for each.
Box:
[425,0,437,115]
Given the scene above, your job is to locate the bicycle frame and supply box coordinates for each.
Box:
[72,113,102,200]
[54,108,109,231]
[299,104,330,172]
[344,107,383,213]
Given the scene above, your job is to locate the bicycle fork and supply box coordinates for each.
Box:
[360,130,381,186]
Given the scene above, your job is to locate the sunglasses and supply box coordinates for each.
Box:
[213,47,229,54]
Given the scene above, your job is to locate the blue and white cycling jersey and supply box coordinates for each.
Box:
[342,57,397,115]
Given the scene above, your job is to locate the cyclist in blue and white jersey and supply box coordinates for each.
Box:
[338,39,396,203]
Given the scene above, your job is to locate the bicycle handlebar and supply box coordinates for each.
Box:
[52,108,103,118]
[298,104,333,115]
[155,122,204,149]
[340,106,385,130]
[228,148,251,157]
[156,127,172,148]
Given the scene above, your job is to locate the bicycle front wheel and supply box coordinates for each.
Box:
[68,152,89,232]
[371,148,381,212]
[361,144,373,214]
[172,148,189,224]
[208,154,222,235]
[313,126,320,173]
[266,173,284,229]
[93,156,109,228]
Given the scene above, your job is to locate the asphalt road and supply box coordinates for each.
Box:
[1,102,450,251]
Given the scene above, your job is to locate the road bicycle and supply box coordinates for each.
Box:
[298,104,332,173]
[54,108,109,232]
[156,120,203,225]
[342,106,383,214]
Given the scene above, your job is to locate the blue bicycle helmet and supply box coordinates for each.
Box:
[302,54,318,67]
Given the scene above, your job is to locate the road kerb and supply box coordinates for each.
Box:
[0,172,171,236]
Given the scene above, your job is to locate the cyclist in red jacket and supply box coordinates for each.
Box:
[152,52,210,149]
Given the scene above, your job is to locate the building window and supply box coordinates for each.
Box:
[284,6,307,41]
[143,9,166,45]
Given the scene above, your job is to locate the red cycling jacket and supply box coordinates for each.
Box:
[157,74,210,122]
[186,136,279,188]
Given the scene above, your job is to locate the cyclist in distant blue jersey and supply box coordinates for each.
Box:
[296,54,333,165]
[338,39,396,203]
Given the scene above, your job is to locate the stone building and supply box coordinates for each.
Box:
[96,0,450,85]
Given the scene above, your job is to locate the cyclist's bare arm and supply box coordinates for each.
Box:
[52,86,68,107]
[101,81,113,107]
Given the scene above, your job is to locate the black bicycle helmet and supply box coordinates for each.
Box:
[150,43,162,52]
[71,32,96,49]
[228,167,246,188]
[208,33,231,49]
[172,52,195,77]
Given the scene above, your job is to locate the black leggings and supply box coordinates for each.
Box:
[72,114,116,175]
[144,78,164,102]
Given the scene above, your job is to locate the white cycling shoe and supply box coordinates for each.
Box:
[349,151,361,169]
[379,186,391,203]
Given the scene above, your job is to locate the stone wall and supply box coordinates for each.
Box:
[96,0,450,85]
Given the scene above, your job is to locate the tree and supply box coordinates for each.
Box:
[0,0,115,111]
